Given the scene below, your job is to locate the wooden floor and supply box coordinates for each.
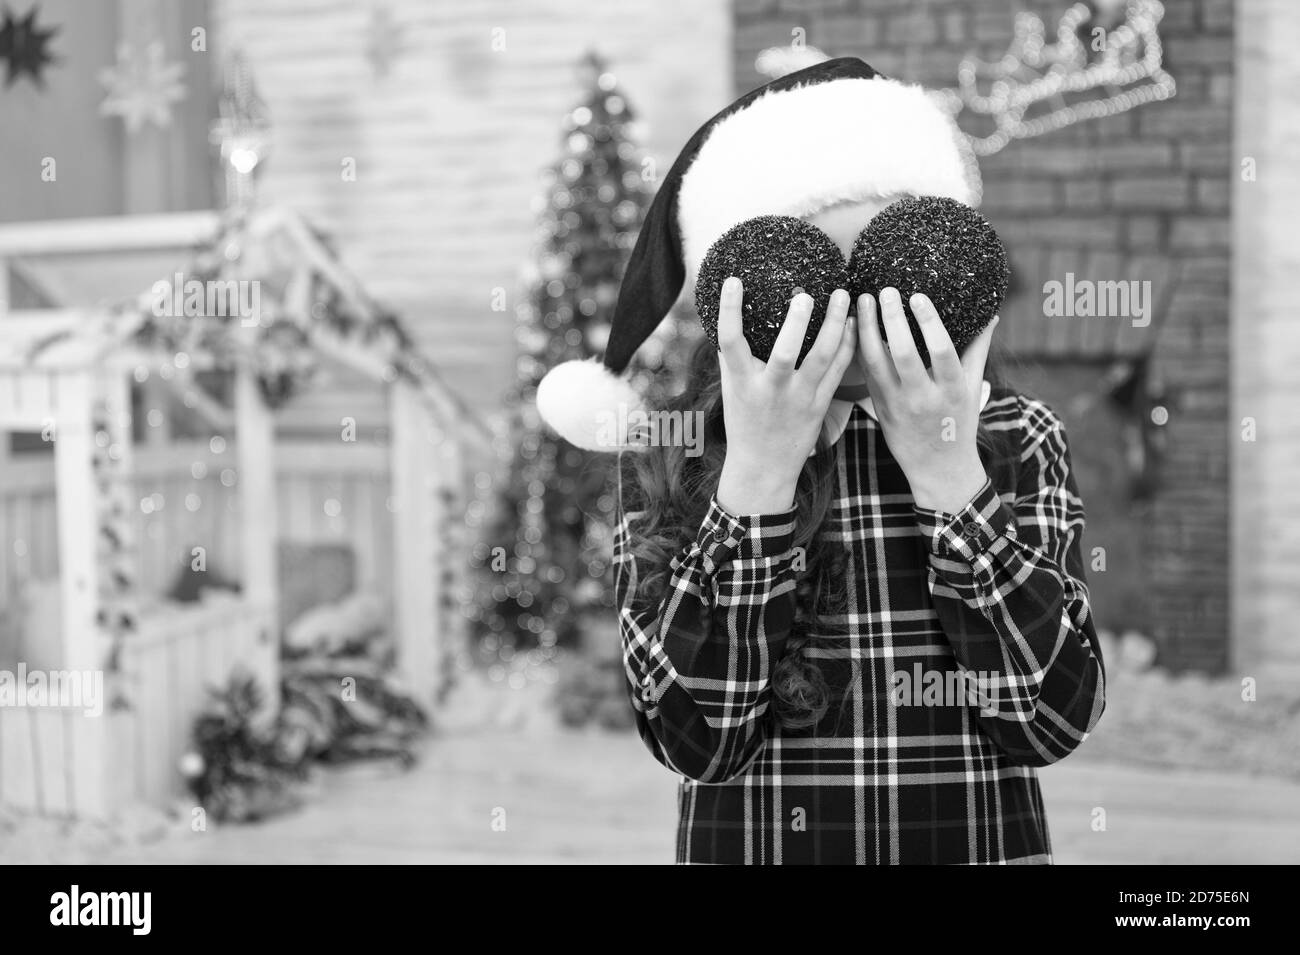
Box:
[73,728,1300,865]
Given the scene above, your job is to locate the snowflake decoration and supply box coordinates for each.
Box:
[98,41,186,133]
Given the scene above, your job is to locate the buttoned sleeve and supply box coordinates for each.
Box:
[912,399,1106,767]
[613,453,799,783]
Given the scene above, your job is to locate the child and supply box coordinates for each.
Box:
[537,57,1105,865]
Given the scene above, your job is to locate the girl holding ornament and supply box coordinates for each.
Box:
[537,58,1105,865]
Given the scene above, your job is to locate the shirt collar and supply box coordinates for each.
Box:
[809,380,993,456]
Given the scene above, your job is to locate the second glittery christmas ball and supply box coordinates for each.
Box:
[847,196,1009,366]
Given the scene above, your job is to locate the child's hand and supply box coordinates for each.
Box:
[857,288,998,513]
[715,277,856,515]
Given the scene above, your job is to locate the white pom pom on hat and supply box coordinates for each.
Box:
[535,56,976,452]
[535,358,649,453]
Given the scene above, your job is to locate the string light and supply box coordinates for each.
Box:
[756,0,1176,203]
[94,395,139,667]
[938,0,1176,157]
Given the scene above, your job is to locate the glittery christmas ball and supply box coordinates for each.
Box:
[695,215,848,364]
[847,196,1009,366]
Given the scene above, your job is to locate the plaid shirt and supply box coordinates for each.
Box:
[613,389,1106,865]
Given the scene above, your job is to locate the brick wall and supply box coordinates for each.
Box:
[214,0,731,407]
[734,0,1234,671]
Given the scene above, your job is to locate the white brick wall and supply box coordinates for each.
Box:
[214,0,731,407]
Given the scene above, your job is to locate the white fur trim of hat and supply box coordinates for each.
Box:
[676,77,974,285]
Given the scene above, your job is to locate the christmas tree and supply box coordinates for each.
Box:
[464,52,695,689]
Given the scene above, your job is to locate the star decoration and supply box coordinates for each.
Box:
[0,4,59,87]
[98,40,186,133]
[366,3,403,77]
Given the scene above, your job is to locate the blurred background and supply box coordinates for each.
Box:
[1,0,1298,864]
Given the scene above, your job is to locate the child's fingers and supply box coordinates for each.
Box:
[910,293,963,388]
[797,288,850,382]
[961,314,1000,390]
[878,287,927,387]
[717,277,756,374]
[813,315,858,408]
[766,292,814,375]
[856,293,899,392]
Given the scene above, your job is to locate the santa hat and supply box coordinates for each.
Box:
[536,56,976,451]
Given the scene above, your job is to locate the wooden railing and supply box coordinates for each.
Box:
[0,211,221,315]
[0,593,276,816]
[0,441,396,610]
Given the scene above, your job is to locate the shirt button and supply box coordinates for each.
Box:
[713,524,728,542]
[962,521,982,540]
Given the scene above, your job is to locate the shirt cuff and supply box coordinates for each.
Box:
[913,478,1017,562]
[695,497,797,573]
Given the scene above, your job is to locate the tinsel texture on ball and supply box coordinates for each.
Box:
[694,215,848,364]
[847,196,1009,365]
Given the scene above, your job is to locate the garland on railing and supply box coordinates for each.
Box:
[92,394,137,675]
[128,208,317,410]
[124,208,485,434]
